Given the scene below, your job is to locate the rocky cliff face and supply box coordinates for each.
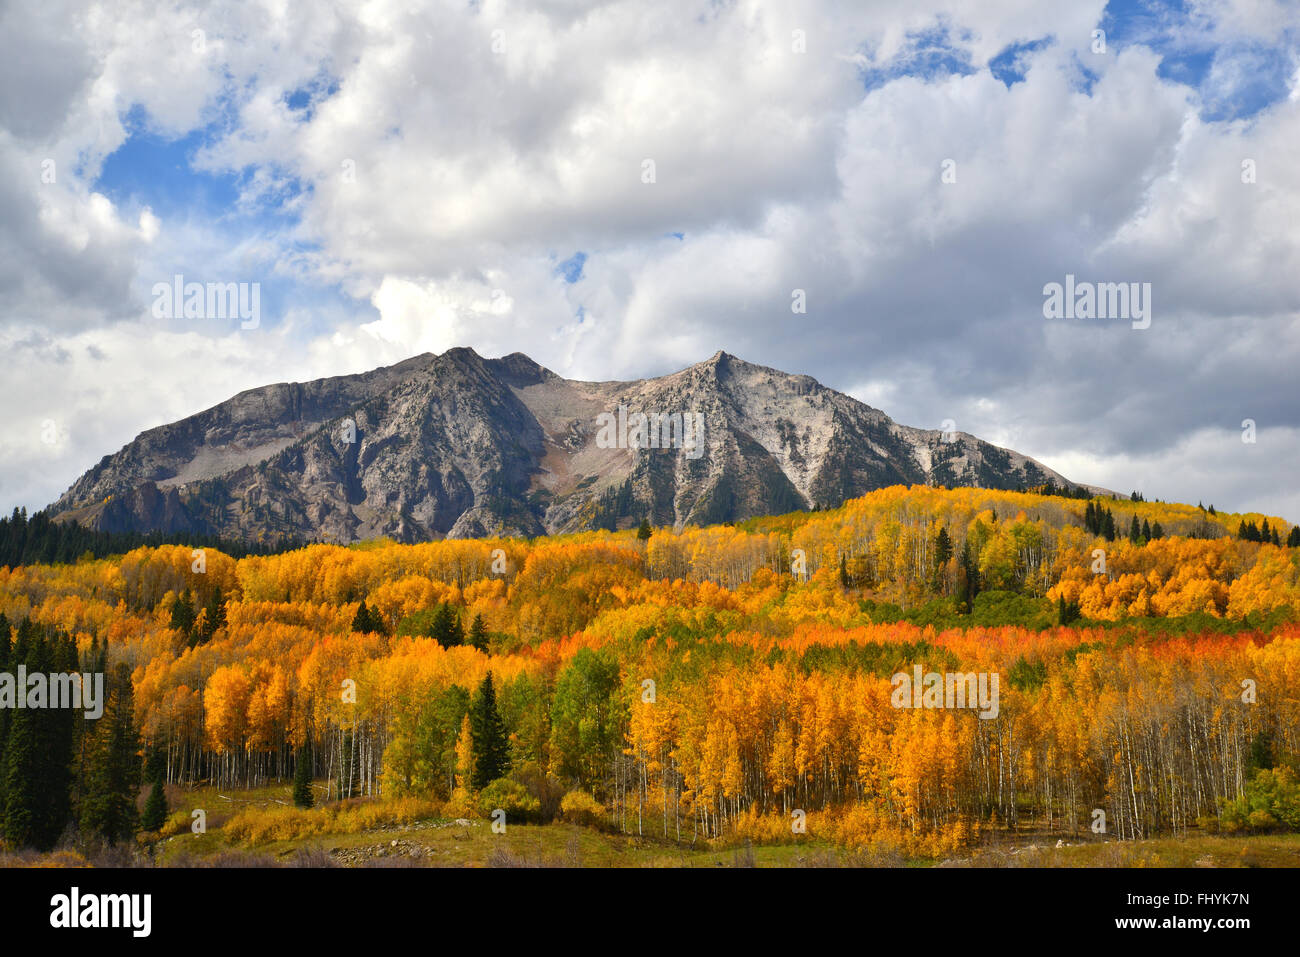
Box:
[50,348,1081,542]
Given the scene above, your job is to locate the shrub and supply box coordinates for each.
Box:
[477,778,541,824]
[222,796,443,845]
[558,789,606,827]
[1220,766,1300,832]
[160,809,192,838]
[441,787,476,820]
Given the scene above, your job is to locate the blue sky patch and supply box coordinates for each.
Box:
[988,36,1053,87]
[1099,0,1294,120]
[556,251,587,283]
[860,21,977,92]
[284,73,341,122]
[94,105,241,218]
[94,101,309,232]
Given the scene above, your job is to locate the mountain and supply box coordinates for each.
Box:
[49,348,1085,542]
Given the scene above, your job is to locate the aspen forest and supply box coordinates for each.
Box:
[2,485,1299,864]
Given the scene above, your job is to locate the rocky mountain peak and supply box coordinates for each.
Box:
[50,349,1082,542]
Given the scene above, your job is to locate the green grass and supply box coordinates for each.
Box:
[132,783,1300,868]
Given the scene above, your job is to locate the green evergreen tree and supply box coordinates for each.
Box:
[1,623,74,850]
[293,742,314,808]
[195,588,225,645]
[468,614,489,653]
[427,603,462,647]
[80,665,141,845]
[1248,729,1275,773]
[0,613,10,815]
[469,672,510,790]
[636,518,652,541]
[956,541,979,613]
[429,603,451,644]
[351,599,377,634]
[39,631,77,844]
[142,746,165,783]
[1056,594,1080,626]
[169,590,195,637]
[1,624,38,848]
[934,526,953,566]
[140,765,168,832]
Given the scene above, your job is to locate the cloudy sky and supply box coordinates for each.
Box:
[2,0,1298,522]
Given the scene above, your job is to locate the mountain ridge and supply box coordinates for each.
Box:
[50,348,1091,542]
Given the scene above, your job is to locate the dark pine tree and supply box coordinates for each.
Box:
[170,590,196,638]
[140,764,168,832]
[37,630,77,845]
[956,541,980,614]
[468,614,489,653]
[1,622,75,850]
[934,526,953,566]
[1,622,39,848]
[351,600,377,634]
[195,588,226,645]
[293,742,314,809]
[636,518,652,541]
[428,603,463,647]
[0,613,10,815]
[80,664,141,845]
[469,672,511,790]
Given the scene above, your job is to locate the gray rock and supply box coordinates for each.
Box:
[50,348,1084,542]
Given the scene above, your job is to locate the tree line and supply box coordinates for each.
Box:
[0,507,307,569]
